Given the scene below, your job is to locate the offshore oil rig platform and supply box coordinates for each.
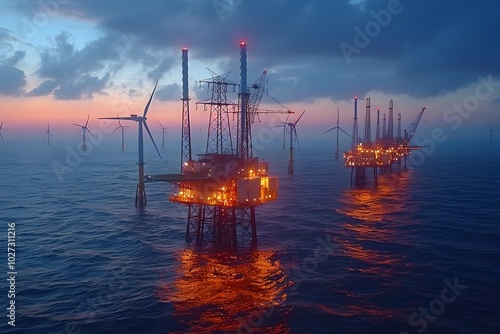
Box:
[148,43,290,247]
[344,96,426,187]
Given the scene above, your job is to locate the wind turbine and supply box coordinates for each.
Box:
[99,81,162,206]
[323,106,352,159]
[0,121,3,143]
[157,121,168,148]
[283,110,305,173]
[46,122,52,146]
[490,122,499,145]
[112,114,129,151]
[72,114,94,151]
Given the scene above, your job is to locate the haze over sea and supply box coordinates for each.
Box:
[1,136,499,334]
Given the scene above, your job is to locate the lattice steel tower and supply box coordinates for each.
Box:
[180,48,192,171]
[198,71,238,155]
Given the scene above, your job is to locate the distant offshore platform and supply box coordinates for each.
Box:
[344,97,426,187]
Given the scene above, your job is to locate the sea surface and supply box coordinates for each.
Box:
[1,136,500,333]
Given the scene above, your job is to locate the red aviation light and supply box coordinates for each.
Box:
[240,41,246,46]
[182,47,188,51]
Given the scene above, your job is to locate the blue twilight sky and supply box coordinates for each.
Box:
[0,0,499,142]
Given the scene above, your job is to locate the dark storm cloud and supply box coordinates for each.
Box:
[28,31,122,99]
[0,50,26,96]
[155,83,181,102]
[12,0,500,101]
[54,72,110,100]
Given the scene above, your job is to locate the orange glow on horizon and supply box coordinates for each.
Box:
[0,95,179,134]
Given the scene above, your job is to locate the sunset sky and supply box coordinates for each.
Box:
[1,0,499,143]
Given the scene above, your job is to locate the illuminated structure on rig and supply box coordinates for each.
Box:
[344,97,427,187]
[149,43,284,247]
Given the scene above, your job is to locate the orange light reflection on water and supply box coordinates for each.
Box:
[333,174,415,320]
[157,248,289,333]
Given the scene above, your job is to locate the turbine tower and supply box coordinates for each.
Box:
[158,121,168,148]
[99,82,162,206]
[46,122,52,146]
[72,114,94,151]
[375,107,380,145]
[0,121,4,143]
[490,122,499,145]
[283,110,305,173]
[112,115,129,151]
[323,106,351,159]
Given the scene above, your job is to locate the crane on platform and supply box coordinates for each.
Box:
[237,69,293,158]
[404,107,426,143]
[248,70,268,125]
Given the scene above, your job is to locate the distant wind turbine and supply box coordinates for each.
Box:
[0,121,3,143]
[323,106,352,159]
[46,122,52,146]
[72,114,94,151]
[99,81,162,206]
[490,122,499,145]
[283,110,305,173]
[112,114,129,151]
[157,121,169,148]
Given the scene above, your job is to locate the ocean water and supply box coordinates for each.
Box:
[1,137,500,334]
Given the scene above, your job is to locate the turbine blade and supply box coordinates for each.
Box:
[98,117,134,121]
[322,127,337,135]
[144,121,162,159]
[117,113,122,127]
[339,127,353,138]
[294,110,306,125]
[72,123,84,127]
[87,128,95,138]
[143,81,158,117]
[489,122,492,131]
[112,126,121,134]
[285,114,290,124]
[0,132,3,143]
[294,127,300,148]
[0,121,3,131]
[85,114,90,127]
[157,120,163,128]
